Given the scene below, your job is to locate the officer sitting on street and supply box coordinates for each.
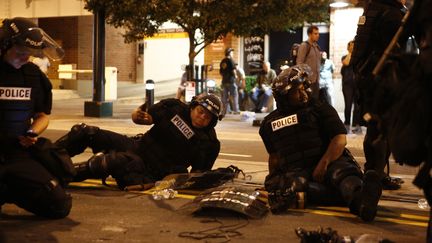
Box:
[0,17,71,218]
[55,94,222,190]
[259,64,382,222]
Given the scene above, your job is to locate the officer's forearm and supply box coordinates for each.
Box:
[319,134,347,167]
[30,112,49,135]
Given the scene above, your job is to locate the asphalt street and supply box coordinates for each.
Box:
[0,96,429,242]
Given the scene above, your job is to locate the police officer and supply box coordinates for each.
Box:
[351,0,407,190]
[0,17,71,218]
[55,94,222,190]
[259,64,382,221]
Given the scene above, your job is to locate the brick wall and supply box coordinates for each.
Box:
[38,17,78,82]
[77,16,136,82]
[38,16,136,85]
[205,33,240,83]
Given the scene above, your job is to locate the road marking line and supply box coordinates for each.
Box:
[70,180,429,227]
[219,152,252,158]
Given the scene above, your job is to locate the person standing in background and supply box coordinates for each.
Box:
[219,48,239,115]
[341,41,362,134]
[296,25,321,99]
[319,51,335,106]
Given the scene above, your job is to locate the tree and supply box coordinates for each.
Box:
[85,0,329,76]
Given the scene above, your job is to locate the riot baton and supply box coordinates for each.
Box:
[372,10,411,77]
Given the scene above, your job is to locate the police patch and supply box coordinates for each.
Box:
[171,114,195,139]
[0,87,31,100]
[358,16,366,25]
[271,114,298,132]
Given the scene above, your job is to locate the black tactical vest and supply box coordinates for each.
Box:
[137,100,218,177]
[0,62,41,139]
[263,107,325,170]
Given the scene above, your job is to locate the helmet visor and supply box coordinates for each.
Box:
[15,27,64,61]
[200,102,219,118]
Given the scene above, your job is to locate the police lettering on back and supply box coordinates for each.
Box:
[0,87,31,100]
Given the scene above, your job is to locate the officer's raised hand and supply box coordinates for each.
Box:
[131,103,153,125]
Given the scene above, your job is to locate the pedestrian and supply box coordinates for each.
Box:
[319,51,335,106]
[341,41,362,134]
[296,25,321,99]
[259,64,382,222]
[249,61,276,113]
[176,70,188,102]
[235,64,247,111]
[55,94,222,190]
[0,17,72,218]
[351,0,407,190]
[219,48,239,115]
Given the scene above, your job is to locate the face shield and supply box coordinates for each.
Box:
[14,27,64,61]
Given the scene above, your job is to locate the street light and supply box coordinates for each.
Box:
[330,0,350,8]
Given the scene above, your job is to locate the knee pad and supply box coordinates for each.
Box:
[45,181,72,219]
[328,159,362,187]
[22,179,72,219]
[88,152,110,178]
[55,123,100,156]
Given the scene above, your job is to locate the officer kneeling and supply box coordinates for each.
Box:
[259,64,382,222]
[0,17,71,218]
[55,94,222,190]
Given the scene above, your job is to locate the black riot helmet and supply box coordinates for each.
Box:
[190,93,223,127]
[272,64,312,109]
[0,17,64,60]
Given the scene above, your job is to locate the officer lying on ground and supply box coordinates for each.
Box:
[259,64,382,222]
[0,17,72,218]
[55,94,222,190]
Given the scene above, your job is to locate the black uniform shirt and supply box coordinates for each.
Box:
[139,99,220,176]
[219,57,236,84]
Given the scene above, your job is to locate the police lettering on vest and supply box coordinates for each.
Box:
[171,114,195,139]
[271,114,298,132]
[0,87,31,100]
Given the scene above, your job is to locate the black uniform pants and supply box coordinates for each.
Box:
[0,148,71,219]
[342,82,361,126]
[74,129,156,188]
[363,121,391,180]
[265,153,363,206]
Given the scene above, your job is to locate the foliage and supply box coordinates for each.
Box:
[85,0,329,68]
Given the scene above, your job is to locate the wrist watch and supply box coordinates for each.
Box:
[26,129,38,137]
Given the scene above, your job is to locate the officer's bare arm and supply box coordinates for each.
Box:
[319,134,347,167]
[30,112,50,135]
[342,53,351,66]
[312,134,347,182]
[131,108,153,125]
[268,153,279,174]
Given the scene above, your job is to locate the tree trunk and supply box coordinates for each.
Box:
[188,33,196,81]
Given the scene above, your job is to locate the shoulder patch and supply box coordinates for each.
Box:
[271,114,298,131]
[358,15,366,25]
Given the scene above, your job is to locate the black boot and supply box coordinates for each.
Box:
[73,152,109,182]
[353,170,382,222]
[55,123,100,157]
